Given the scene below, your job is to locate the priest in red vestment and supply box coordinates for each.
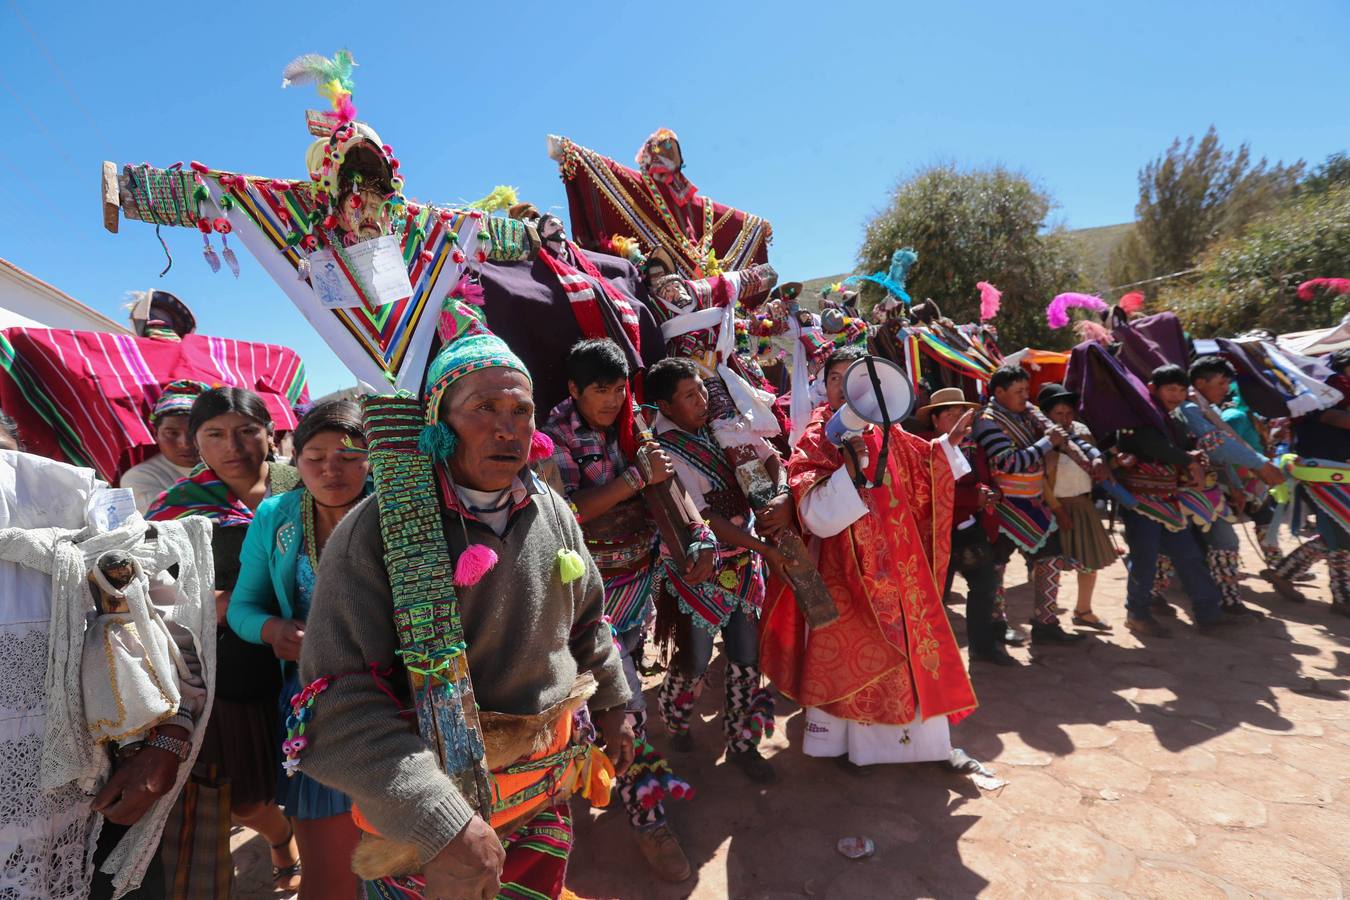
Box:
[760,349,978,766]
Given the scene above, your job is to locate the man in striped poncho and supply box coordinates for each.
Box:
[972,366,1105,644]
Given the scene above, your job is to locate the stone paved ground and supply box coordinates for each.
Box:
[237,521,1350,898]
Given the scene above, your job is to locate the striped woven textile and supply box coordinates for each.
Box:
[991,494,1058,553]
[601,549,664,634]
[0,327,306,483]
[363,804,574,900]
[667,549,766,633]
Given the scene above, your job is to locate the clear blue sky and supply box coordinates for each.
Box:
[2,0,1345,394]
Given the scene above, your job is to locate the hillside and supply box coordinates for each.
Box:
[795,223,1134,305]
[1061,222,1134,292]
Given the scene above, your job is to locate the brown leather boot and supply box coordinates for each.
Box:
[635,823,692,882]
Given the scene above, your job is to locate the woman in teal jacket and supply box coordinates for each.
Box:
[229,399,370,900]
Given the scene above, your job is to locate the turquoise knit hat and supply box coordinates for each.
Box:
[419,299,529,459]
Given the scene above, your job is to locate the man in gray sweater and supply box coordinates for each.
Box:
[298,301,633,900]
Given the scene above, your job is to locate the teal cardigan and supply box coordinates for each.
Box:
[227,490,304,646]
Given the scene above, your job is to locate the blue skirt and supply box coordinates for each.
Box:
[277,667,354,820]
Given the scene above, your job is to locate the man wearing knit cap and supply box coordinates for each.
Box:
[299,301,633,900]
[120,379,207,512]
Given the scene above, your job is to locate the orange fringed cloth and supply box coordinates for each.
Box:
[760,405,977,726]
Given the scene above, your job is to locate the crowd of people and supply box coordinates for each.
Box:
[2,289,1347,898]
[2,55,1346,898]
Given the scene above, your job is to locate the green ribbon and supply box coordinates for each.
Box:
[397,643,467,683]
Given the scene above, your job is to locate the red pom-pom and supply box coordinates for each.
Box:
[1119,291,1145,313]
[212,218,232,235]
[348,194,363,210]
[453,544,499,587]
[407,203,420,215]
[301,235,319,251]
[322,215,338,230]
[529,430,555,462]
[451,249,466,264]
[420,251,434,264]
[196,217,212,234]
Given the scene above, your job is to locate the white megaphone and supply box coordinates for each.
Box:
[824,356,916,446]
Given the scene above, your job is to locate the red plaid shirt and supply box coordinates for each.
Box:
[542,398,630,496]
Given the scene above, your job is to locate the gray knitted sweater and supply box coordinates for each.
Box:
[298,484,629,862]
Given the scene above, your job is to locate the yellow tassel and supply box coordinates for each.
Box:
[573,746,616,807]
[468,185,520,213]
[557,548,586,584]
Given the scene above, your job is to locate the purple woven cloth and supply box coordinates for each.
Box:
[477,249,666,419]
[1066,342,1169,437]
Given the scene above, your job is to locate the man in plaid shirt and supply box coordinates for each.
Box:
[543,338,714,884]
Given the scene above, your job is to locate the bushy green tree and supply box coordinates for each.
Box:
[857,163,1080,350]
[1295,152,1350,198]
[1160,183,1350,336]
[1109,127,1302,292]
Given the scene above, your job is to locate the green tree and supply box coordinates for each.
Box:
[1295,151,1350,197]
[1108,127,1303,291]
[1160,183,1350,336]
[857,163,1080,350]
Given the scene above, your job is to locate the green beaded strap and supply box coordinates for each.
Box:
[362,394,492,813]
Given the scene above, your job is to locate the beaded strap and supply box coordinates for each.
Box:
[362,393,494,813]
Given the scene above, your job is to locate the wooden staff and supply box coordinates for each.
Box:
[631,408,707,574]
[729,451,840,630]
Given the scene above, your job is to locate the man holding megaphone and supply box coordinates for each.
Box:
[759,347,979,769]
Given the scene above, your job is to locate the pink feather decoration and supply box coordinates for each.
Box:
[1074,320,1111,345]
[1046,292,1109,330]
[453,544,499,587]
[1297,278,1350,302]
[529,430,555,462]
[1119,291,1145,313]
[977,282,1001,321]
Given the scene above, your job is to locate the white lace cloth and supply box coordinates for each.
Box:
[0,450,216,899]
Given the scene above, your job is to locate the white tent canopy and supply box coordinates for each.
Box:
[1277,318,1350,357]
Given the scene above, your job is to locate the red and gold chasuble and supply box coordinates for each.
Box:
[760,407,977,726]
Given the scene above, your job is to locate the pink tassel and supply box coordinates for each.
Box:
[1296,277,1350,302]
[1119,291,1145,313]
[454,544,499,587]
[976,281,1001,321]
[529,430,554,462]
[1046,292,1109,329]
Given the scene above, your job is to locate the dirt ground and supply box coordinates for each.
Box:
[234,519,1350,899]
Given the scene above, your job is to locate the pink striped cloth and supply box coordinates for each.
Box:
[0,327,308,483]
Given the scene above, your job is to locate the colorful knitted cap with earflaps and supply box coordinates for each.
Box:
[421,299,531,443]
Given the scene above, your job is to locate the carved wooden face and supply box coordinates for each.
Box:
[653,275,689,307]
[537,215,567,256]
[336,183,391,242]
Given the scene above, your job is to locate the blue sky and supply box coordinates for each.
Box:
[1,0,1345,394]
